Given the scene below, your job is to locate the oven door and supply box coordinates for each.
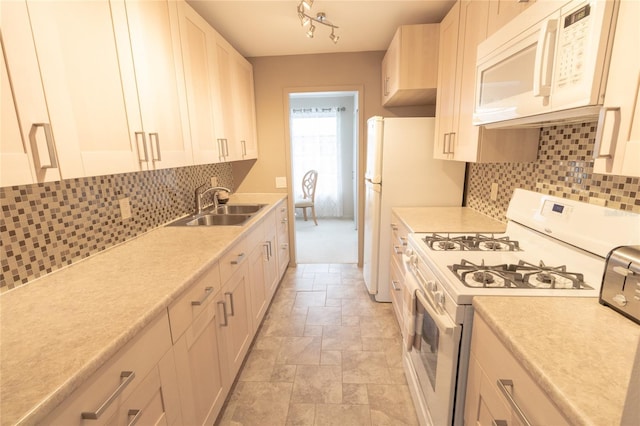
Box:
[406,270,462,426]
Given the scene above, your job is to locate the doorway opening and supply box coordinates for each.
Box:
[288,91,359,264]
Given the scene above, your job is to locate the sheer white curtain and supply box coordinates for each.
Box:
[291,107,344,218]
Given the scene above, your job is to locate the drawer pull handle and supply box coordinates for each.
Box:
[393,245,404,255]
[281,218,288,224]
[218,301,228,326]
[497,379,532,426]
[492,421,508,426]
[225,291,235,316]
[191,286,214,306]
[399,236,407,246]
[231,253,245,265]
[390,223,398,231]
[127,409,142,426]
[391,280,401,291]
[81,371,136,419]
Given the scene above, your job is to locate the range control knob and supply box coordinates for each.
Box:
[612,293,628,307]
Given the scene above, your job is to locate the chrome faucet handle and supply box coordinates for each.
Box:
[195,185,232,214]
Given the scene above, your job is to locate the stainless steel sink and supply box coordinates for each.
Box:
[211,204,265,215]
[185,214,252,226]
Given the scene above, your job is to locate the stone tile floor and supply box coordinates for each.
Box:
[216,264,419,425]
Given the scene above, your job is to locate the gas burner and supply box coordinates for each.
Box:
[514,260,589,289]
[448,259,592,290]
[449,260,522,288]
[422,233,521,252]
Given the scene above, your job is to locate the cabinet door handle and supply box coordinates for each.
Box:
[390,223,398,231]
[393,245,404,255]
[593,107,621,160]
[149,132,161,161]
[231,253,245,265]
[399,236,407,246]
[81,371,136,419]
[497,379,532,426]
[281,217,288,224]
[225,291,235,316]
[442,133,449,155]
[224,138,230,157]
[241,140,247,157]
[263,242,271,260]
[135,131,148,162]
[191,286,214,306]
[29,123,58,169]
[492,421,508,426]
[217,301,228,326]
[217,138,225,160]
[448,132,456,154]
[127,409,142,426]
[391,280,400,291]
[384,76,390,96]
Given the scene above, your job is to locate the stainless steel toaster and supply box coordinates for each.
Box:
[600,246,640,325]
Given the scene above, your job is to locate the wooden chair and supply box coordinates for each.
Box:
[294,170,318,225]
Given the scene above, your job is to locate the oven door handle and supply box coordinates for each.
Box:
[416,289,455,335]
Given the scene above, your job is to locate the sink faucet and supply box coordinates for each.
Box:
[195,184,231,214]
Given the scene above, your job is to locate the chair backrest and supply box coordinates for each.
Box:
[301,170,318,201]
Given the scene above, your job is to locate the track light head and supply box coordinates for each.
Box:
[296,1,339,44]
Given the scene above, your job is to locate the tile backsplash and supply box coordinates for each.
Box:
[1,163,233,291]
[466,121,640,222]
[3,121,639,292]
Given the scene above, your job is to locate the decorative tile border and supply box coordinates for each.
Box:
[466,121,640,222]
[1,163,233,291]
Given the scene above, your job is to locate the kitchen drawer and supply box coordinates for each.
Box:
[471,315,570,426]
[167,261,221,343]
[46,313,172,425]
[219,236,249,284]
[390,213,409,270]
[389,256,404,328]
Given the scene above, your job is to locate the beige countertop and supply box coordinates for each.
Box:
[473,296,640,426]
[0,193,286,426]
[392,206,506,233]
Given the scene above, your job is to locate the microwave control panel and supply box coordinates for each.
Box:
[556,4,591,88]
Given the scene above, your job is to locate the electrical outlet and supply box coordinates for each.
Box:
[490,182,499,201]
[119,197,132,220]
[211,176,218,187]
[275,177,287,188]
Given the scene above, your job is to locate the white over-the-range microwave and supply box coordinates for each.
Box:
[474,0,619,128]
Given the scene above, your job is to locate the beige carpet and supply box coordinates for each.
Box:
[295,218,357,264]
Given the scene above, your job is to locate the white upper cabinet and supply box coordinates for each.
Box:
[0,41,51,186]
[1,0,138,184]
[593,0,640,177]
[381,24,439,107]
[232,55,259,160]
[177,2,222,165]
[433,0,539,163]
[120,0,193,170]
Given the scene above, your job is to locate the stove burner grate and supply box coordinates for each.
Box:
[423,233,521,252]
[448,259,592,290]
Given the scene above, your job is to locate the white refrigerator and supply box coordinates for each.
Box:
[363,116,466,302]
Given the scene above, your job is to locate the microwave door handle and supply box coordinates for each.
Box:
[533,19,558,97]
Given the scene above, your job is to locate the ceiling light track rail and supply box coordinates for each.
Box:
[296,0,340,43]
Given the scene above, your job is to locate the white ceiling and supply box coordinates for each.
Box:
[186,0,456,58]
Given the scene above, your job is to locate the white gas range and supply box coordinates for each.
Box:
[402,189,640,426]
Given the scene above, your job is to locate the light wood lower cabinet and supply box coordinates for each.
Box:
[389,213,409,327]
[276,200,291,276]
[217,262,253,386]
[44,202,291,425]
[465,314,570,426]
[46,314,176,425]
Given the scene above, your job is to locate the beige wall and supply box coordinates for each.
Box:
[233,51,433,193]
[233,51,433,265]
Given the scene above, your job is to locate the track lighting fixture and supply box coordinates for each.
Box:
[296,1,339,44]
